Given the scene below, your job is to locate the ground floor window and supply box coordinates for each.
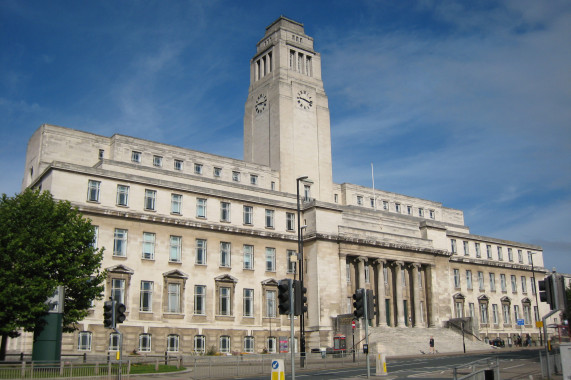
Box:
[167,334,179,352]
[267,337,277,353]
[194,335,205,353]
[220,336,230,354]
[109,333,120,351]
[139,334,151,352]
[244,336,254,353]
[78,331,92,351]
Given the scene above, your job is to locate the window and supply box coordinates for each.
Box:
[514,305,520,320]
[395,203,401,213]
[271,181,276,191]
[220,202,231,222]
[87,180,101,202]
[469,303,475,318]
[266,290,276,317]
[243,288,254,317]
[243,206,253,225]
[232,171,240,182]
[475,243,481,258]
[497,247,503,261]
[453,269,460,288]
[334,194,338,203]
[451,239,457,254]
[384,266,388,285]
[287,250,297,274]
[195,239,207,265]
[78,332,92,351]
[265,247,276,272]
[174,159,183,171]
[304,185,310,201]
[196,198,207,218]
[528,251,533,265]
[219,287,231,316]
[267,337,277,353]
[503,304,510,324]
[92,226,99,248]
[194,285,205,315]
[214,167,222,177]
[480,303,489,324]
[194,163,203,174]
[144,189,156,211]
[365,265,370,284]
[142,232,155,260]
[250,175,258,185]
[372,198,376,208]
[531,278,536,295]
[109,333,120,351]
[346,263,351,283]
[286,212,295,231]
[167,335,179,352]
[489,273,496,291]
[521,276,527,293]
[511,275,517,293]
[243,245,254,270]
[111,278,125,304]
[139,334,151,352]
[194,335,205,353]
[478,271,485,291]
[220,336,230,354]
[171,194,182,215]
[116,185,129,206]
[466,270,473,290]
[113,229,127,257]
[418,208,424,217]
[169,236,182,262]
[407,205,412,215]
[131,151,141,163]
[508,248,513,262]
[455,301,464,318]
[153,155,162,167]
[518,249,523,263]
[492,304,499,325]
[167,283,181,313]
[401,268,406,287]
[244,336,254,353]
[463,241,469,256]
[140,281,153,312]
[500,274,507,292]
[265,209,274,228]
[357,196,363,205]
[98,149,104,160]
[429,210,435,219]
[220,242,231,267]
[523,304,531,324]
[382,201,388,210]
[486,245,492,259]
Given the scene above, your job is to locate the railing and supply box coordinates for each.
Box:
[0,361,128,379]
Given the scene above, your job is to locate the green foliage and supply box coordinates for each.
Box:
[205,346,218,356]
[563,284,571,322]
[129,364,185,374]
[0,189,106,337]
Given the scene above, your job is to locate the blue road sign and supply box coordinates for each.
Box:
[517,318,525,326]
[272,360,279,369]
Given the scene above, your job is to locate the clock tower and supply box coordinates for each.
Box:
[244,17,333,201]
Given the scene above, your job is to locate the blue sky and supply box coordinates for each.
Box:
[1,1,570,273]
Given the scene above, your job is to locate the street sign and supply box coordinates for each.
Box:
[536,321,544,328]
[517,319,525,326]
[271,359,285,380]
[352,320,356,329]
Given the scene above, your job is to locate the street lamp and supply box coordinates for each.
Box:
[296,176,312,367]
[530,251,543,345]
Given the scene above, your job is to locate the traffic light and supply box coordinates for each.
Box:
[103,300,115,329]
[366,289,375,320]
[539,275,554,309]
[294,280,308,316]
[353,288,365,319]
[278,279,292,315]
[115,302,126,324]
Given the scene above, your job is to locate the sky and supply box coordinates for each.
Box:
[1,0,570,273]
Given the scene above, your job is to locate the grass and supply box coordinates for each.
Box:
[129,363,186,374]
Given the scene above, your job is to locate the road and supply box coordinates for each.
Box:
[231,349,543,380]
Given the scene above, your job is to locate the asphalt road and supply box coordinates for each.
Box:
[231,349,543,380]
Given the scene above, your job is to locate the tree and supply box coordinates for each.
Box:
[0,189,106,360]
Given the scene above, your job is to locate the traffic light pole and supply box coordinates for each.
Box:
[289,280,295,380]
[363,293,370,379]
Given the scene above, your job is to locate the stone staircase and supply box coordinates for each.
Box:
[367,326,494,357]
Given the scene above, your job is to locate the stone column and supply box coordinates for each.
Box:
[376,259,387,326]
[394,261,405,327]
[426,264,436,327]
[411,263,422,327]
[356,257,367,289]
[339,253,347,311]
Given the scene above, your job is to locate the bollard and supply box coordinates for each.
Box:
[155,359,159,371]
[375,353,387,376]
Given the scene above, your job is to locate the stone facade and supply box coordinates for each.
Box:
[11,16,551,356]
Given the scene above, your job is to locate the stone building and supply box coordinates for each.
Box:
[13,16,550,355]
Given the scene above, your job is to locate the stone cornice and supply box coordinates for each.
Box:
[449,255,548,273]
[446,230,542,251]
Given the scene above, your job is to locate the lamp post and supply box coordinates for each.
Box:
[296,176,310,367]
[530,252,543,345]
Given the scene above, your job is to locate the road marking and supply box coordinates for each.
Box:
[502,363,527,370]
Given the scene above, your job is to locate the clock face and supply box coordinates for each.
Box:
[296,90,313,110]
[255,94,267,114]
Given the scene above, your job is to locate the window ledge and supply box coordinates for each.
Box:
[163,313,185,319]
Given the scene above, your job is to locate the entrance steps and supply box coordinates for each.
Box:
[367,326,494,356]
